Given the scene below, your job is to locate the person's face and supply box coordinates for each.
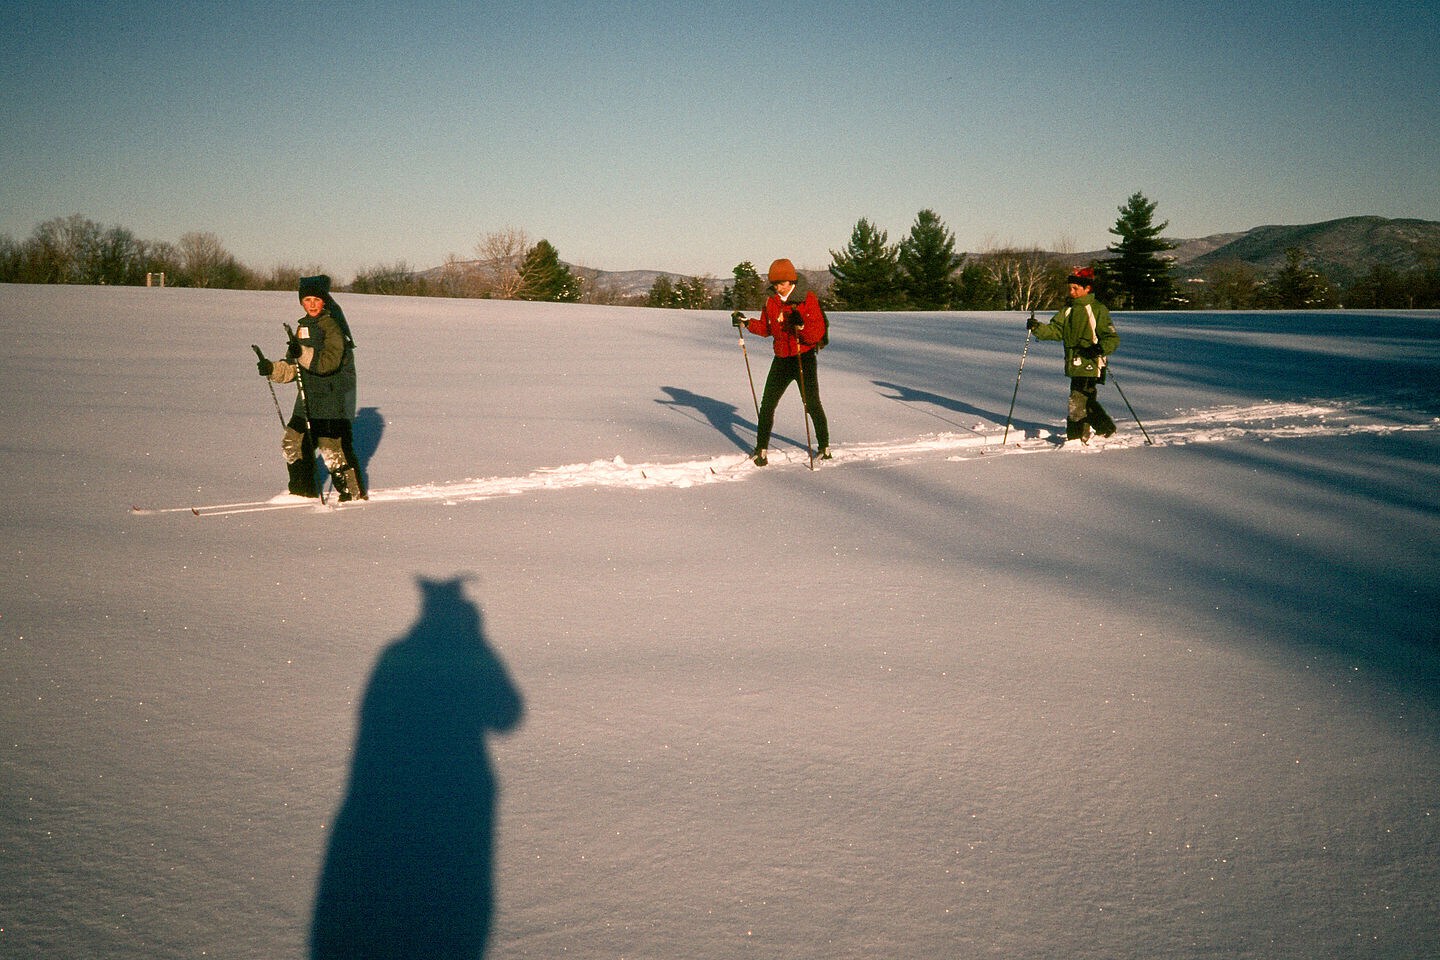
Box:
[1068,283,1089,299]
[774,280,795,297]
[302,296,325,317]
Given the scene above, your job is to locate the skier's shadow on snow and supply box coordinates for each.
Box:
[873,380,1050,439]
[313,407,385,490]
[310,576,524,960]
[656,386,803,452]
[352,406,385,471]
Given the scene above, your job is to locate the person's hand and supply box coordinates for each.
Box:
[1077,342,1104,358]
[731,311,746,328]
[285,333,301,359]
[1026,317,1039,331]
[257,357,273,377]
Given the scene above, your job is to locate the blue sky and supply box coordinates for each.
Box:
[3,0,1437,281]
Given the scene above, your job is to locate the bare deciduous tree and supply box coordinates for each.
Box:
[437,254,478,298]
[474,227,531,300]
[179,231,229,288]
[979,241,1070,310]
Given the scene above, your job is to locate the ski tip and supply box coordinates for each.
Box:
[191,507,200,515]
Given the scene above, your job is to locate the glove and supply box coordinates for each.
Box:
[1077,342,1104,358]
[784,306,805,328]
[731,311,746,328]
[256,357,274,377]
[1026,318,1039,331]
[285,334,301,359]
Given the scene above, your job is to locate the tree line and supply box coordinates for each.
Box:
[6,199,1438,309]
[816,195,1440,311]
[0,215,264,289]
[0,216,591,302]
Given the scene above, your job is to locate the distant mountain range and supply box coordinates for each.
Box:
[1090,215,1440,287]
[566,266,719,299]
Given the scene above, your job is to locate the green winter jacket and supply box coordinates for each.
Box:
[266,310,357,421]
[1031,294,1118,379]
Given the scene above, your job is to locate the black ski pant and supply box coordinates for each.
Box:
[1067,377,1116,439]
[754,351,828,451]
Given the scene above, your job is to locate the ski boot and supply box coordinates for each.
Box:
[332,466,367,502]
[286,457,320,498]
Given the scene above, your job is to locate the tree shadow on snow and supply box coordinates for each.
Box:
[310,576,525,960]
[873,380,1052,439]
[655,386,803,452]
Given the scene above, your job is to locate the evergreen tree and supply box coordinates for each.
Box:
[676,276,712,309]
[518,239,581,302]
[955,261,1004,309]
[646,275,677,308]
[729,261,765,311]
[1343,264,1407,308]
[828,217,902,310]
[897,209,963,310]
[1267,247,1335,308]
[1105,192,1176,309]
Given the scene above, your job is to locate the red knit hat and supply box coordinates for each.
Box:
[767,258,798,284]
[1067,267,1096,287]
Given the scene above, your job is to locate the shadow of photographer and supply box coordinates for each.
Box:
[310,576,524,960]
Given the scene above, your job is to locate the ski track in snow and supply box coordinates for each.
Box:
[138,399,1440,516]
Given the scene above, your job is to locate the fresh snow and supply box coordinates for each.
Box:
[2,285,1438,960]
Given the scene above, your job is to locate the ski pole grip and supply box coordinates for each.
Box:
[251,344,266,360]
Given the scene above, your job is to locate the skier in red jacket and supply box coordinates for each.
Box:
[734,258,830,466]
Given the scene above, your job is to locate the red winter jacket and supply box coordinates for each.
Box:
[747,288,826,358]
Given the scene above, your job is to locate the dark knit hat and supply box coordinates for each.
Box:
[298,274,331,301]
[1067,267,1096,287]
[767,258,798,284]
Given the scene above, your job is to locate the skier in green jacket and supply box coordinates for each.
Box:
[1027,267,1119,444]
[255,275,366,501]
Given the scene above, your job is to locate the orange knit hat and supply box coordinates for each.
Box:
[767,258,797,283]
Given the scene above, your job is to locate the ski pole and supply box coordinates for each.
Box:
[732,312,761,423]
[1107,369,1153,445]
[1002,312,1035,445]
[283,323,327,504]
[252,344,286,426]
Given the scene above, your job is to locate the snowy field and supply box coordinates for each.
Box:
[2,284,1438,960]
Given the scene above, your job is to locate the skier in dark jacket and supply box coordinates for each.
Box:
[733,258,830,466]
[1027,266,1118,445]
[255,275,366,500]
